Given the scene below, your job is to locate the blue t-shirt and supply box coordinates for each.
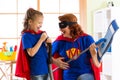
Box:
[22,32,49,76]
[52,34,95,80]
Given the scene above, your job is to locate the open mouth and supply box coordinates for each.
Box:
[37,27,40,30]
[61,30,65,34]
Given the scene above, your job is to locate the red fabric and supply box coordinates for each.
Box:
[90,59,100,80]
[15,30,44,80]
[52,53,63,80]
[15,40,30,80]
[52,64,63,80]
[56,33,88,42]
[22,30,44,34]
[99,63,102,72]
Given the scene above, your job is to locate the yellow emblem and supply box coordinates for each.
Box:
[66,48,81,59]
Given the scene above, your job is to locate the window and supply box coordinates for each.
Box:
[0,0,38,48]
[0,0,86,79]
[0,0,84,48]
[0,0,86,51]
[40,0,80,40]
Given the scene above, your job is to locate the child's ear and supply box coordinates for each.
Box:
[28,19,32,25]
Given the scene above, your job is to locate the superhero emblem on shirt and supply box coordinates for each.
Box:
[66,48,81,60]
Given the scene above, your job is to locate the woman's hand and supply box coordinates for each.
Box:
[52,57,69,69]
[95,38,106,47]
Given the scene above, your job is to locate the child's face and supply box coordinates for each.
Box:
[29,16,43,32]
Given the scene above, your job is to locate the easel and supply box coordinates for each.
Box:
[0,60,16,80]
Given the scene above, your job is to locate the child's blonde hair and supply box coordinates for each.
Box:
[22,8,43,33]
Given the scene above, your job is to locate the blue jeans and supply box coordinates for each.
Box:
[31,74,50,80]
[77,73,94,80]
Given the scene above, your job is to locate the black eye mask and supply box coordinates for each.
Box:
[59,21,77,29]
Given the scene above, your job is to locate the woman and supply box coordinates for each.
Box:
[52,13,102,80]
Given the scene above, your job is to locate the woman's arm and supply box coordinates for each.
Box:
[89,43,101,68]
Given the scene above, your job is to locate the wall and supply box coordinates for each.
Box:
[87,0,120,80]
[87,0,120,34]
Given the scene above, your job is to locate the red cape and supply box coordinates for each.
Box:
[52,34,101,80]
[15,40,30,80]
[15,30,44,80]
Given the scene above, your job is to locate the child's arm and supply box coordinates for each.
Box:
[27,32,48,57]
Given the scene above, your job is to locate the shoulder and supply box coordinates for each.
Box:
[85,34,94,39]
[21,32,33,41]
[78,33,93,39]
[22,32,31,37]
[78,33,95,43]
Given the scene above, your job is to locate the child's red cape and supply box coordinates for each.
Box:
[52,34,101,80]
[15,40,30,80]
[15,30,43,80]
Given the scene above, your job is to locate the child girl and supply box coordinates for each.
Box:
[16,8,51,80]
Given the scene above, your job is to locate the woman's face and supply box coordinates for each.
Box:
[29,16,43,32]
[60,26,71,38]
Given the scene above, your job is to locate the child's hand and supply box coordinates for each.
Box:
[40,32,48,42]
